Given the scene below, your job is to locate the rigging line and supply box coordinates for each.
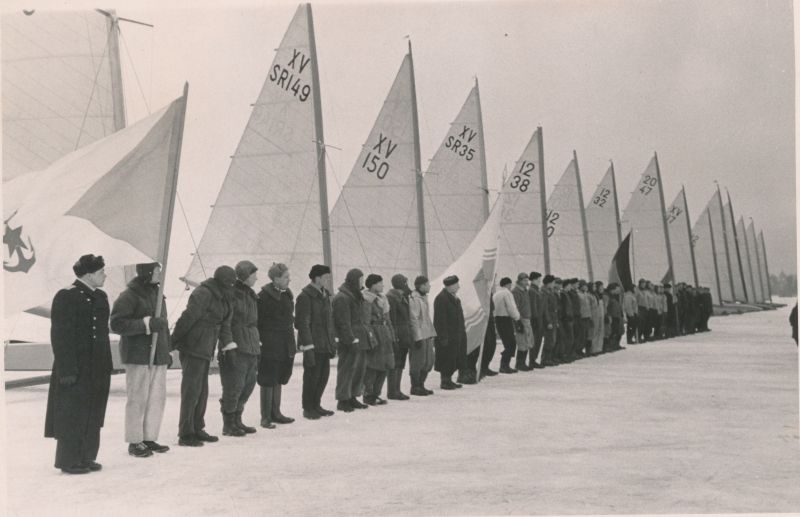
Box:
[287,155,320,265]
[119,28,151,114]
[177,191,208,280]
[74,24,110,150]
[324,148,373,272]
[421,179,457,265]
[83,12,109,137]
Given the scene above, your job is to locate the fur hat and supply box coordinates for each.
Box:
[414,275,429,289]
[443,275,459,287]
[365,274,383,288]
[235,260,258,281]
[73,254,105,277]
[213,265,237,288]
[135,262,160,283]
[308,264,331,280]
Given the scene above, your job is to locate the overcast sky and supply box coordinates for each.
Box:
[5,0,795,303]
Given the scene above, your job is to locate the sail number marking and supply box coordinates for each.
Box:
[362,133,397,180]
[546,209,559,237]
[593,187,611,207]
[666,205,683,224]
[509,160,535,192]
[445,125,477,162]
[639,174,658,196]
[269,49,312,102]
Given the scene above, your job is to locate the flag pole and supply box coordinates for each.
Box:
[149,83,189,367]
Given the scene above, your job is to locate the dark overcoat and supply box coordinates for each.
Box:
[257,283,296,361]
[433,288,467,374]
[110,279,171,365]
[295,283,336,356]
[386,288,412,351]
[172,278,234,361]
[332,284,373,351]
[44,281,113,441]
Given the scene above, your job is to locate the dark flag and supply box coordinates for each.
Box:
[609,232,634,291]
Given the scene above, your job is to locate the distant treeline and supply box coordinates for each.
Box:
[769,273,797,297]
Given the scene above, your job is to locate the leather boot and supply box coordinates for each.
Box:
[420,370,434,395]
[386,369,399,399]
[271,385,295,424]
[260,386,276,429]
[235,411,256,434]
[515,350,531,371]
[440,373,457,390]
[389,369,410,400]
[410,372,427,396]
[222,412,246,437]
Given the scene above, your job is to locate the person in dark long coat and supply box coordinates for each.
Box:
[172,265,235,446]
[257,263,296,428]
[333,268,373,412]
[528,272,545,368]
[790,303,798,345]
[217,260,261,437]
[110,262,171,459]
[433,275,467,390]
[45,254,112,474]
[386,274,412,400]
[295,264,337,420]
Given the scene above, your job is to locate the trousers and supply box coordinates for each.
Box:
[363,368,387,398]
[302,352,331,410]
[178,353,210,438]
[219,351,258,414]
[55,426,101,469]
[408,337,435,374]
[335,344,366,401]
[495,316,517,366]
[124,363,167,443]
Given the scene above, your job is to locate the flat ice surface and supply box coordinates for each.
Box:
[3,303,799,515]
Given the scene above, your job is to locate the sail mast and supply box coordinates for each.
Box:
[408,41,427,277]
[750,220,766,302]
[149,83,189,366]
[726,189,749,301]
[474,77,490,220]
[306,4,332,269]
[653,152,675,284]
[573,150,593,281]
[682,186,700,287]
[740,217,757,302]
[706,208,724,304]
[760,231,773,301]
[105,12,126,131]
[537,128,550,275]
[715,184,736,301]
[610,160,622,246]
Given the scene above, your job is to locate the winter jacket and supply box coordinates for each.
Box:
[110,279,171,365]
[332,283,373,351]
[528,284,544,324]
[409,290,436,342]
[542,288,560,328]
[172,278,233,361]
[231,280,261,356]
[257,283,296,361]
[578,291,592,318]
[623,292,639,317]
[512,285,531,319]
[387,288,413,350]
[492,288,520,320]
[295,283,337,355]
[363,291,396,370]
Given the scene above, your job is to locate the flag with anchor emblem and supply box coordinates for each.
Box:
[3,96,186,317]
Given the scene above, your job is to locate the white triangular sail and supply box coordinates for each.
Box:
[736,217,757,303]
[184,5,327,286]
[586,164,620,282]
[330,52,421,280]
[496,128,547,279]
[431,195,503,354]
[744,220,764,303]
[620,156,671,283]
[2,10,125,181]
[690,206,722,305]
[424,83,489,278]
[546,156,590,279]
[665,188,697,285]
[723,201,747,302]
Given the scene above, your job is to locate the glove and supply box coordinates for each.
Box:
[303,350,316,368]
[413,340,423,350]
[149,317,168,332]
[59,375,77,386]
